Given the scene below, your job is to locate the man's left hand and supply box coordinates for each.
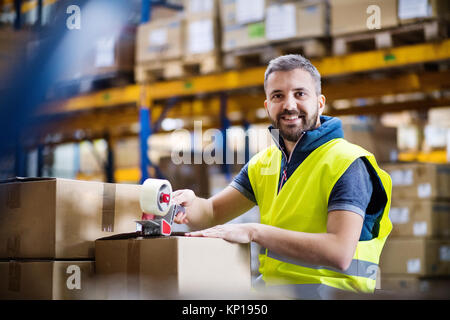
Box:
[185,223,258,244]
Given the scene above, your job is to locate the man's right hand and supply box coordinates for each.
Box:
[172,189,196,224]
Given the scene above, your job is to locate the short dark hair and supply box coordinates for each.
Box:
[264,54,322,95]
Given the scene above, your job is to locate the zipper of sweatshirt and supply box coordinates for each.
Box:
[276,132,305,194]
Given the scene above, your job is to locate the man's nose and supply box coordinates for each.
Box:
[283,94,297,111]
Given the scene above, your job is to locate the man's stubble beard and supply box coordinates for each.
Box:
[268,104,320,143]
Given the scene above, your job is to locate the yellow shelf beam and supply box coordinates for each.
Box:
[40,39,450,115]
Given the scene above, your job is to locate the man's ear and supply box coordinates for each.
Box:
[318,94,326,115]
[264,99,268,110]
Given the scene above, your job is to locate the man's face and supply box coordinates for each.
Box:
[264,68,326,143]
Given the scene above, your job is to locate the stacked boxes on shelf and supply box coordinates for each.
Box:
[397,0,450,24]
[220,0,268,53]
[182,0,222,75]
[330,0,448,56]
[330,0,399,36]
[0,178,141,299]
[379,163,450,297]
[265,0,329,57]
[135,10,184,81]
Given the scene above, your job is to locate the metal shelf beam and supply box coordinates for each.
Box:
[41,39,450,115]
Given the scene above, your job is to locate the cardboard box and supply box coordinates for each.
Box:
[0,261,96,300]
[0,178,141,259]
[185,13,221,57]
[398,0,450,22]
[330,0,398,36]
[184,0,219,17]
[136,16,184,63]
[382,163,450,200]
[380,275,450,298]
[95,236,252,299]
[343,122,398,163]
[266,0,328,41]
[379,238,450,276]
[114,137,140,169]
[90,28,136,76]
[158,156,210,198]
[222,22,267,51]
[389,200,450,238]
[220,0,237,26]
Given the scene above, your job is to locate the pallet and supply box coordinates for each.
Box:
[271,38,329,59]
[332,20,448,56]
[136,52,222,82]
[223,45,277,70]
[135,59,184,82]
[182,52,222,77]
[223,38,328,70]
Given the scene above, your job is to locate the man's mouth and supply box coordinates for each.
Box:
[279,114,304,124]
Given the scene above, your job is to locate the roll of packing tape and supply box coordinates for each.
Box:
[140,178,172,216]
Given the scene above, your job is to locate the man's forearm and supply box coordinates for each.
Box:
[251,224,354,271]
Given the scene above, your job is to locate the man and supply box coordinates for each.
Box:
[172,54,392,299]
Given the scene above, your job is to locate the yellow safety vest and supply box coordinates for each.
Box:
[248,138,392,298]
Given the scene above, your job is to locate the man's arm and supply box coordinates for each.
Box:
[186,210,363,271]
[172,186,255,231]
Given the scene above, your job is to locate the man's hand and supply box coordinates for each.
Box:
[170,186,255,230]
[171,189,196,224]
[185,223,258,244]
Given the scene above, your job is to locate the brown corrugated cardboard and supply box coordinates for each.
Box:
[220,0,237,26]
[330,0,398,36]
[114,137,140,169]
[266,0,327,41]
[158,156,210,198]
[136,17,184,63]
[382,163,450,200]
[343,122,398,163]
[222,23,267,51]
[184,0,219,17]
[379,238,450,276]
[398,0,450,23]
[296,1,328,38]
[184,13,221,57]
[0,178,141,259]
[95,236,252,299]
[380,275,450,298]
[0,261,96,300]
[389,200,450,238]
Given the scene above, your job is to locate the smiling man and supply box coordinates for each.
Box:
[172,54,393,299]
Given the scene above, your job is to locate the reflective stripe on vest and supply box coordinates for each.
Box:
[267,283,347,300]
[267,250,379,279]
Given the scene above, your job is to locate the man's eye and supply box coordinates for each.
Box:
[295,92,305,97]
[272,94,282,100]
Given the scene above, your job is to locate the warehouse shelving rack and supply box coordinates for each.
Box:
[4,1,450,183]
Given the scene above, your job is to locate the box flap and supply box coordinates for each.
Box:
[95,232,186,241]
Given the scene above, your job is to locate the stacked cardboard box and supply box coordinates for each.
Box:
[379,163,450,297]
[265,0,328,41]
[87,27,136,79]
[95,236,252,299]
[330,0,398,36]
[183,0,222,74]
[0,28,33,89]
[220,0,268,52]
[158,155,210,198]
[0,177,141,299]
[342,119,398,163]
[397,0,450,24]
[135,10,184,81]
